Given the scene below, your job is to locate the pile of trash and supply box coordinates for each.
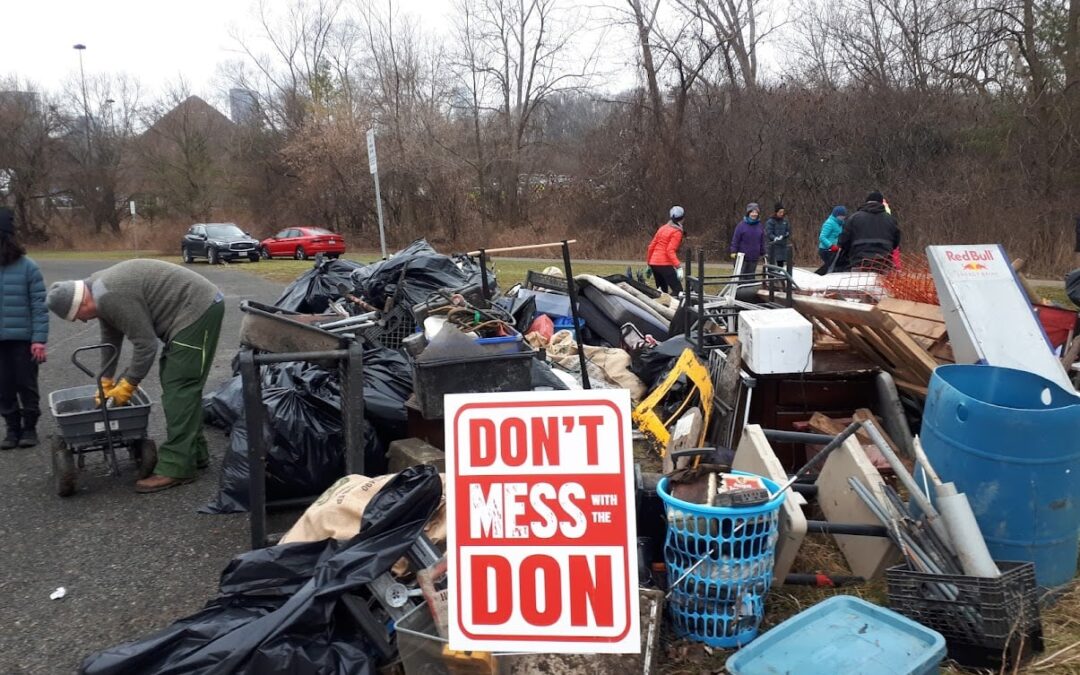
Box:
[166,239,1080,674]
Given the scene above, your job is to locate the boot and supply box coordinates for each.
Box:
[18,414,38,448]
[1,416,20,450]
[18,427,38,448]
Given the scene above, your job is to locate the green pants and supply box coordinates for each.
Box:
[155,300,224,479]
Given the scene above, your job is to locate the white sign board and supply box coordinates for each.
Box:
[445,390,640,654]
[366,128,377,175]
[927,244,1074,391]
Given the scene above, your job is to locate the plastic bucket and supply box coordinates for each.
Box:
[657,471,786,647]
[921,365,1080,587]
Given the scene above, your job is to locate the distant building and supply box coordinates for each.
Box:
[229,88,259,125]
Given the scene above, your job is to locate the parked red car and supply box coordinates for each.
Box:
[259,227,347,260]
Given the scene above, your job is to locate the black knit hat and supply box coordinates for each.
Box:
[866,191,884,204]
[774,201,785,214]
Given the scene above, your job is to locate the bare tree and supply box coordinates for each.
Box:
[0,80,59,241]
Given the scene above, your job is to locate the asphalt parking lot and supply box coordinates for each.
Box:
[0,259,284,674]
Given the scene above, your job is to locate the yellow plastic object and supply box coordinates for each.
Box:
[632,348,713,455]
[440,646,495,674]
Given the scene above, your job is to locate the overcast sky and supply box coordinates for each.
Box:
[4,0,780,104]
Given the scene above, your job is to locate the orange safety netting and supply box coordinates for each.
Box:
[864,253,940,305]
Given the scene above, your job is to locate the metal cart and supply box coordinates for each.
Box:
[47,344,157,497]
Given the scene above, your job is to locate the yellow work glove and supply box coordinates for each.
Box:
[104,378,137,407]
[94,378,115,407]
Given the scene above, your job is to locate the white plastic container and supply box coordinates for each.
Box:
[738,308,813,374]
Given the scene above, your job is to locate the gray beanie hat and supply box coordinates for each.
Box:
[746,202,760,215]
[47,280,86,322]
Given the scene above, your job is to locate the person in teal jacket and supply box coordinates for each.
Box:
[0,207,48,449]
[817,205,847,267]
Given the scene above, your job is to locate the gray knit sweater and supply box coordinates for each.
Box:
[88,259,220,383]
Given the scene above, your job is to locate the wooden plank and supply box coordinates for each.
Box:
[890,315,947,341]
[808,413,891,470]
[878,298,945,323]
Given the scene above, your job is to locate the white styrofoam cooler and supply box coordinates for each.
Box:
[738,308,813,374]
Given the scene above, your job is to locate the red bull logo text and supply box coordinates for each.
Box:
[945,249,995,263]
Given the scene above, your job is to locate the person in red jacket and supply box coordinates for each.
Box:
[646,206,685,294]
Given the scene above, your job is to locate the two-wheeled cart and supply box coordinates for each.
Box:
[47,344,157,497]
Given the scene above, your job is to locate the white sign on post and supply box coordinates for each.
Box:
[445,390,640,654]
[366,128,378,175]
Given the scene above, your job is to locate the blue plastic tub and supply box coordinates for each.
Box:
[657,471,785,648]
[726,596,947,675]
[921,365,1080,588]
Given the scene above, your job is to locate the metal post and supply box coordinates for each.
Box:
[374,174,388,260]
[786,258,794,307]
[561,240,590,389]
[697,248,705,354]
[683,256,692,341]
[479,248,490,301]
[367,127,388,259]
[239,348,269,549]
[342,340,366,475]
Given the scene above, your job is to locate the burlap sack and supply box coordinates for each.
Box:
[281,472,447,576]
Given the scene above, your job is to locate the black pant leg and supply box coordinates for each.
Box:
[0,342,19,422]
[14,344,40,424]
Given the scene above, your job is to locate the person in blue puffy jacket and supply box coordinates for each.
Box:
[0,207,48,448]
[817,205,846,267]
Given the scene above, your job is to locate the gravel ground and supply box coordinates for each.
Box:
[0,259,285,674]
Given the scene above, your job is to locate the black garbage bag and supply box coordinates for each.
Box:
[631,335,691,389]
[275,257,366,313]
[201,364,378,515]
[81,466,443,675]
[350,239,494,310]
[1067,268,1080,307]
[201,345,412,514]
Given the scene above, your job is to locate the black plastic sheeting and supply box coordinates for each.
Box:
[201,345,413,514]
[1067,268,1080,307]
[274,257,366,313]
[350,239,493,310]
[81,466,443,675]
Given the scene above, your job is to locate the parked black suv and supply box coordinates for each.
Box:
[181,223,261,264]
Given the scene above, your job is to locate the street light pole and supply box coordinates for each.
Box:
[73,43,90,159]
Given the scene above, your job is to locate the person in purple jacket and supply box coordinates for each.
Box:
[730,202,767,275]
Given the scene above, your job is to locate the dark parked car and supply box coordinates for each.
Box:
[260,226,347,260]
[182,223,261,264]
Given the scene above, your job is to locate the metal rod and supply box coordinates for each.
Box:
[465,239,578,256]
[772,421,863,497]
[683,256,692,342]
[806,520,890,537]
[863,420,956,555]
[479,249,490,301]
[343,340,365,475]
[319,312,379,330]
[762,429,836,445]
[239,348,268,549]
[252,349,349,365]
[664,544,717,599]
[561,240,590,389]
[697,248,705,355]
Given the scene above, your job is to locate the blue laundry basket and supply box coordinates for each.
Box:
[657,471,786,648]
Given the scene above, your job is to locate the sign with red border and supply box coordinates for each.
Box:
[445,390,640,654]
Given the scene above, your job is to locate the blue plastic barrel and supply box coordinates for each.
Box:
[921,365,1080,587]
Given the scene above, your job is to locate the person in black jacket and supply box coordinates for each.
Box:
[838,191,901,270]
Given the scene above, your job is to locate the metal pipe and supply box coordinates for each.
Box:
[562,240,591,389]
[863,420,956,555]
[319,312,379,329]
[697,248,705,354]
[252,349,349,365]
[479,249,490,301]
[806,520,889,537]
[240,349,269,549]
[771,421,863,497]
[762,429,836,445]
